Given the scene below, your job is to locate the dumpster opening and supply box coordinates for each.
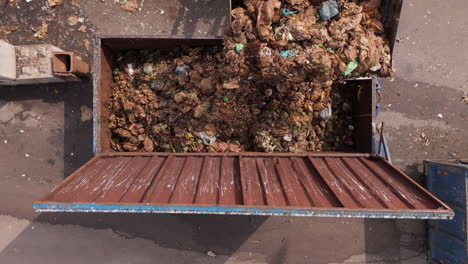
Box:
[95,37,374,154]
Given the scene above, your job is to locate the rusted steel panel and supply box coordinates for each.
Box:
[195,157,222,204]
[274,157,311,207]
[44,157,102,202]
[342,157,408,209]
[359,157,437,209]
[256,158,287,206]
[324,157,383,209]
[290,157,339,207]
[70,157,131,203]
[35,153,454,219]
[218,157,243,205]
[95,157,150,203]
[120,156,165,203]
[144,156,186,203]
[308,157,360,209]
[239,157,265,206]
[170,157,204,204]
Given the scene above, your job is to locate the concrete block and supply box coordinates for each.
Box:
[0,42,77,85]
[0,40,17,80]
[15,44,66,84]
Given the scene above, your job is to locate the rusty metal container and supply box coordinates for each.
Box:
[92,36,376,154]
[52,51,90,76]
[33,35,453,219]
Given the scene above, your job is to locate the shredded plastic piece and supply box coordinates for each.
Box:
[280,50,299,59]
[319,0,339,21]
[282,8,299,16]
[175,64,190,75]
[319,103,332,120]
[200,131,217,145]
[233,43,244,53]
[343,59,359,76]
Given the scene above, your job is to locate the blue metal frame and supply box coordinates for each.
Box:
[33,202,453,219]
[426,160,468,264]
[92,37,99,153]
[371,76,381,155]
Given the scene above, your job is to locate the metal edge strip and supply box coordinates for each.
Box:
[425,160,468,170]
[92,36,100,153]
[33,203,454,219]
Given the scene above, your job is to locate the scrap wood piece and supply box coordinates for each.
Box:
[0,25,18,34]
[31,21,48,40]
[121,0,138,13]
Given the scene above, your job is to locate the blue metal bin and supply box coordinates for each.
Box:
[426,160,468,264]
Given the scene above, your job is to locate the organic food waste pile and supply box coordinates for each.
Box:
[109,0,391,153]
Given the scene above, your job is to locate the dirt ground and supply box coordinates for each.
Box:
[0,0,467,263]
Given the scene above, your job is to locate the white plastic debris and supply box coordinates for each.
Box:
[127,64,134,76]
[206,251,216,257]
[319,103,332,120]
[19,129,25,133]
[436,113,443,119]
[200,131,216,145]
[175,64,190,76]
[370,64,382,72]
[283,134,292,142]
[4,140,7,144]
[143,64,154,75]
[25,153,30,157]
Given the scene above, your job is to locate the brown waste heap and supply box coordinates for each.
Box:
[109,0,391,153]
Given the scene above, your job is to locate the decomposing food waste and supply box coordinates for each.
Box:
[109,0,392,153]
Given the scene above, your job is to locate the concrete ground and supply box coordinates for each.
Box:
[0,0,467,263]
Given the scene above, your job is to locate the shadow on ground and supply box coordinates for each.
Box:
[0,213,414,263]
[35,213,267,255]
[1,79,94,177]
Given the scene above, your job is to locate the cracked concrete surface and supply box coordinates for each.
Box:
[0,0,467,263]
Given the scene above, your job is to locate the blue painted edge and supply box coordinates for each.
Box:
[33,203,453,219]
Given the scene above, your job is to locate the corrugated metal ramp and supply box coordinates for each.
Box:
[34,153,453,219]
